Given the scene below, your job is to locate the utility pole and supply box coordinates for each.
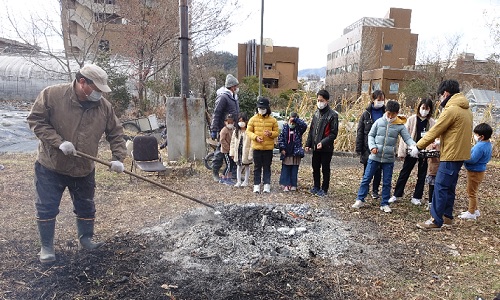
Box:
[258,0,264,98]
[179,0,189,98]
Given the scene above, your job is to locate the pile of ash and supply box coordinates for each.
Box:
[139,203,353,270]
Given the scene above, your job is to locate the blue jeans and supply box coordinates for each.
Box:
[356,159,394,206]
[279,164,299,187]
[35,161,96,220]
[431,161,463,227]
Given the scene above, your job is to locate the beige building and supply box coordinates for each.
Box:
[237,40,299,94]
[325,8,418,100]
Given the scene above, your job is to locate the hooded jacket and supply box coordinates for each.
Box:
[305,105,338,152]
[416,93,473,161]
[356,104,386,164]
[27,81,127,177]
[246,114,279,151]
[368,115,415,163]
[210,88,240,133]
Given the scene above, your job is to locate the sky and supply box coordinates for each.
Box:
[1,0,499,70]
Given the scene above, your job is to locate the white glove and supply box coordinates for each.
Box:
[409,145,420,158]
[59,141,76,156]
[109,161,124,173]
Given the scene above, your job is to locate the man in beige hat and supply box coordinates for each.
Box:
[27,64,127,264]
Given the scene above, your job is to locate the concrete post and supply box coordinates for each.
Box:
[165,97,205,162]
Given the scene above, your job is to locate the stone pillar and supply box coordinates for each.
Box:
[165,97,206,162]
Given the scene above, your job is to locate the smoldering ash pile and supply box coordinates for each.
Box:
[139,203,354,271]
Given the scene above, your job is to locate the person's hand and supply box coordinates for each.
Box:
[409,145,420,158]
[59,141,76,156]
[264,130,271,137]
[316,142,322,150]
[281,150,286,155]
[210,131,217,140]
[256,136,264,143]
[371,148,378,154]
[305,147,311,152]
[109,161,124,173]
[230,156,234,160]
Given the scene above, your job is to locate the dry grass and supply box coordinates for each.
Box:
[0,149,499,299]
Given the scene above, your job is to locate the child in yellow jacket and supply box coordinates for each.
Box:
[246,97,278,193]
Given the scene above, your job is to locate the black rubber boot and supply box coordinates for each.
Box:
[37,218,56,263]
[76,218,104,250]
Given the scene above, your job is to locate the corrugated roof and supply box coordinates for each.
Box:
[466,89,500,107]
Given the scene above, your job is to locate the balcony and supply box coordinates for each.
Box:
[263,69,280,80]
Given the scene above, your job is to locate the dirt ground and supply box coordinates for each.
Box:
[0,148,499,300]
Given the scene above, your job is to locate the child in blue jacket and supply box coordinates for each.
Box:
[278,113,307,191]
[352,100,417,213]
[459,123,493,220]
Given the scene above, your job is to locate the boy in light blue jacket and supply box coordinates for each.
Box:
[352,100,417,213]
[459,123,493,220]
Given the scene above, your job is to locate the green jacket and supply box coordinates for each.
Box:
[27,81,127,177]
[416,93,473,161]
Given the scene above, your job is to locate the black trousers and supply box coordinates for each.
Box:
[393,156,428,199]
[363,161,381,194]
[312,151,333,192]
[253,150,273,185]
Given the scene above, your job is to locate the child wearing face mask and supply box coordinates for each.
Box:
[390,98,436,206]
[246,97,279,193]
[229,113,253,187]
[352,100,417,213]
[459,123,493,220]
[355,90,386,199]
[278,113,307,192]
[217,114,236,184]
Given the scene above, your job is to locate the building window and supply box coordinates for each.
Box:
[263,78,278,89]
[362,83,369,93]
[384,44,393,52]
[389,82,399,94]
[372,82,381,92]
[99,40,110,52]
[264,63,272,70]
[94,0,116,3]
[94,13,121,23]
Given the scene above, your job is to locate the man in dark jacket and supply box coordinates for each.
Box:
[305,89,339,197]
[355,90,385,199]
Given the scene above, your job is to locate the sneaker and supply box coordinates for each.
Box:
[416,218,442,231]
[283,186,290,192]
[223,179,235,186]
[443,216,454,228]
[309,187,320,195]
[380,205,392,213]
[352,200,365,208]
[458,211,477,220]
[315,189,327,197]
[388,196,399,203]
[263,184,271,193]
[241,180,249,187]
[474,210,481,217]
[253,185,260,193]
[411,198,422,205]
[371,192,380,199]
[290,186,297,191]
[234,181,242,187]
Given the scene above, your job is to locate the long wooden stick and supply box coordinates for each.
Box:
[76,151,215,209]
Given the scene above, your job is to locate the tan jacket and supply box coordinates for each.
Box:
[397,115,436,157]
[246,114,279,151]
[27,81,127,177]
[229,129,253,164]
[416,93,473,161]
[219,126,233,153]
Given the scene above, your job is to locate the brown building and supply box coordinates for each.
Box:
[237,40,299,94]
[325,8,418,100]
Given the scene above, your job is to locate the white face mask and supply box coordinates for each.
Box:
[385,114,396,123]
[235,87,239,94]
[87,90,102,102]
[258,108,267,115]
[474,135,480,142]
[373,101,384,109]
[238,122,245,128]
[317,101,327,110]
[420,108,430,117]
[226,124,234,130]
